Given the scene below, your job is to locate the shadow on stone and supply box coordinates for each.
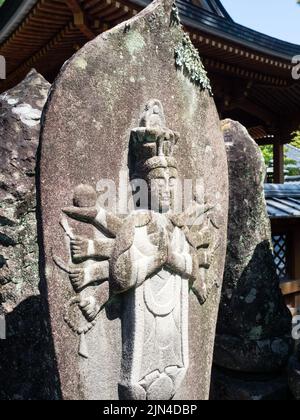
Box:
[0,296,61,400]
[211,366,294,401]
[219,240,291,348]
[215,239,292,373]
[32,97,63,400]
[0,69,61,400]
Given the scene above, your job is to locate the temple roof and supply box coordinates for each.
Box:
[0,0,299,135]
[265,184,300,219]
[134,0,300,60]
[0,0,299,60]
[0,0,38,44]
[188,0,233,21]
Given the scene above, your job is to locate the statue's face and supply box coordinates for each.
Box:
[145,167,178,213]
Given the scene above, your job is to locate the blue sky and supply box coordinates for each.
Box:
[221,0,300,44]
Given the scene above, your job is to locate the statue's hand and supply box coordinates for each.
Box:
[166,241,175,266]
[71,237,90,262]
[160,228,169,250]
[79,296,100,322]
[156,228,169,267]
[62,206,97,223]
[142,228,169,278]
[69,267,86,292]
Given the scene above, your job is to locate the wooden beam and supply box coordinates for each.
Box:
[225,97,274,126]
[291,227,300,281]
[0,21,75,91]
[273,141,284,184]
[202,57,289,87]
[255,138,276,146]
[280,280,300,296]
[65,0,96,40]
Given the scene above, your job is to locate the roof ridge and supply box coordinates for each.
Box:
[286,144,300,152]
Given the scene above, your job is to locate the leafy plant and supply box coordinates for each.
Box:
[291,130,300,149]
[260,144,300,178]
[260,145,274,167]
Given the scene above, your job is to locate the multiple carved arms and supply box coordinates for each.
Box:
[61,197,218,314]
[68,261,109,292]
[63,206,123,238]
[70,237,115,263]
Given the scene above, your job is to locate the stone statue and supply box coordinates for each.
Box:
[54,100,218,400]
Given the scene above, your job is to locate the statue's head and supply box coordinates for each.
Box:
[143,158,178,213]
[129,100,180,213]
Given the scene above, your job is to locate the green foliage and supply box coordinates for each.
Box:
[0,0,5,7]
[175,34,213,96]
[291,131,300,148]
[261,126,300,179]
[260,144,300,178]
[260,145,273,167]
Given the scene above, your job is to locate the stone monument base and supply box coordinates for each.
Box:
[211,366,291,400]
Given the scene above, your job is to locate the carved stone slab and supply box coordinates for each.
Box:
[38,0,228,400]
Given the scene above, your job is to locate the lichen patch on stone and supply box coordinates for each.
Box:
[175,33,213,96]
[0,93,19,106]
[12,104,42,127]
[74,57,88,70]
[125,31,145,56]
[7,98,19,106]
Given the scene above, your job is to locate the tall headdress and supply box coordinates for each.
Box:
[129,99,180,179]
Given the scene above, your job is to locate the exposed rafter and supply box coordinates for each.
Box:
[65,0,95,40]
[225,97,275,126]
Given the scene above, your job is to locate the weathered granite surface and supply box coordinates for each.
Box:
[211,119,293,400]
[0,70,59,399]
[39,0,228,400]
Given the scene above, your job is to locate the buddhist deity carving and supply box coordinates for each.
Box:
[54,99,219,400]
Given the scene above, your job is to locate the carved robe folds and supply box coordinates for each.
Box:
[113,211,191,400]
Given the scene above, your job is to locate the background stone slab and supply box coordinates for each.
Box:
[215,119,292,373]
[0,69,60,399]
[212,119,293,400]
